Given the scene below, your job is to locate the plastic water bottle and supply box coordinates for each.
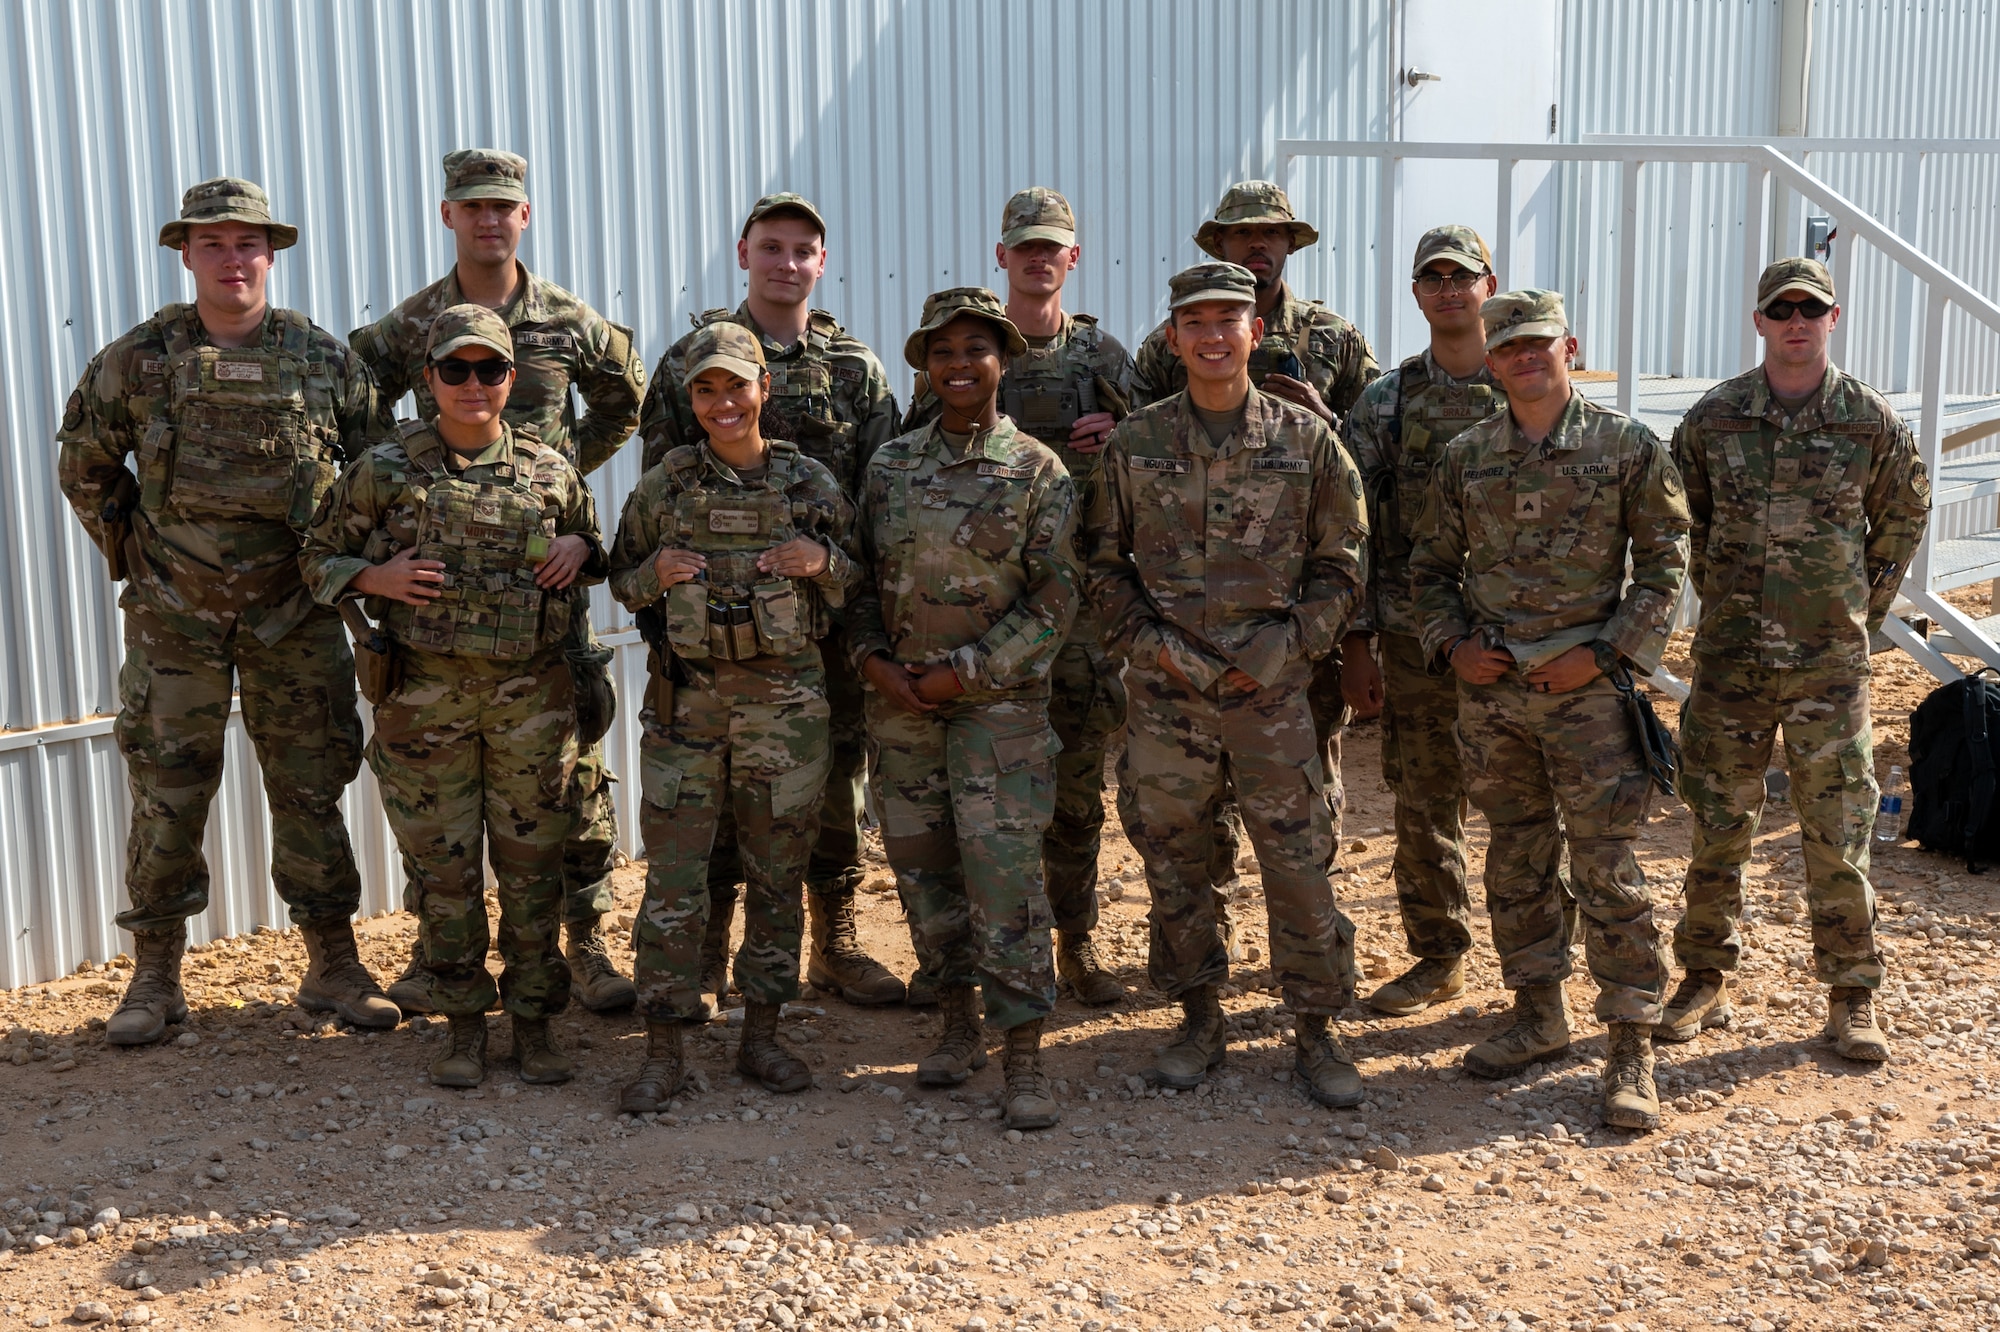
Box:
[1876,765,1906,843]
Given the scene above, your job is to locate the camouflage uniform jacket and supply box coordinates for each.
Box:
[1672,365,1931,670]
[299,420,606,646]
[639,302,899,495]
[847,418,1080,698]
[1130,283,1379,419]
[350,263,643,475]
[1343,350,1505,637]
[1409,391,1690,676]
[57,302,388,647]
[606,441,862,704]
[1086,388,1368,693]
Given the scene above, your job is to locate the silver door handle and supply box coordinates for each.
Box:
[1404,67,1443,87]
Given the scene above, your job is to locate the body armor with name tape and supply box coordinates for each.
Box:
[1380,354,1501,558]
[661,442,822,662]
[151,306,338,530]
[382,424,572,660]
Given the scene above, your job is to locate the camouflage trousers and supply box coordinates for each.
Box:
[1120,655,1356,1015]
[1045,638,1128,934]
[1676,658,1882,989]
[113,602,363,932]
[632,668,829,1022]
[1378,631,1474,959]
[368,647,578,1020]
[866,690,1058,1031]
[1457,670,1666,1024]
[1208,648,1346,889]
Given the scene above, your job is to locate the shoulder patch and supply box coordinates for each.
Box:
[1248,456,1311,473]
[61,389,83,432]
[1128,456,1191,474]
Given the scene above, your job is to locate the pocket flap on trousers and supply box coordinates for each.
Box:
[992,727,1062,774]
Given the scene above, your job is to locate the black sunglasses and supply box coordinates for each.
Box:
[430,357,513,386]
[1762,297,1832,322]
[1415,270,1486,295]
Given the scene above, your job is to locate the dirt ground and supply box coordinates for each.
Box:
[3,630,1998,1332]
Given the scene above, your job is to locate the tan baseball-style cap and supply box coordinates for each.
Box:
[903,287,1028,369]
[442,149,528,203]
[1194,180,1319,259]
[1481,289,1570,351]
[425,304,515,361]
[741,192,827,240]
[683,321,768,382]
[1168,261,1258,310]
[1757,256,1837,310]
[1412,224,1492,277]
[1000,187,1077,248]
[157,177,298,250]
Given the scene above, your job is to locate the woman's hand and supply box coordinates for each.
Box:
[908,662,964,704]
[349,547,445,605]
[863,652,936,715]
[652,547,708,588]
[757,537,831,579]
[534,534,591,590]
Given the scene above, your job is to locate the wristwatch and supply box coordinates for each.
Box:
[1590,641,1624,676]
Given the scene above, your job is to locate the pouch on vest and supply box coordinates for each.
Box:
[138,419,175,512]
[664,581,710,657]
[708,596,760,661]
[751,578,808,656]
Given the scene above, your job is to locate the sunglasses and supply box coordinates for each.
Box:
[1762,297,1832,321]
[1415,270,1486,295]
[430,357,513,386]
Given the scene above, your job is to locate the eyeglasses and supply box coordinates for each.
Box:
[1761,297,1832,321]
[1415,271,1486,295]
[430,357,513,386]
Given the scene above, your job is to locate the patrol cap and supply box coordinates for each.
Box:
[741,192,827,241]
[1757,256,1837,310]
[425,304,514,362]
[157,177,297,250]
[442,149,529,203]
[683,321,768,383]
[1412,224,1492,278]
[903,287,1028,369]
[1168,261,1258,311]
[1194,180,1319,259]
[1481,289,1570,351]
[1000,187,1076,248]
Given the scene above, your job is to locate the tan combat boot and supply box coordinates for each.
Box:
[1826,986,1890,1062]
[737,1001,811,1093]
[1367,955,1468,1017]
[1151,985,1228,1089]
[564,915,638,1013]
[385,936,437,1015]
[806,888,906,1006]
[1002,1020,1060,1130]
[1294,1013,1364,1108]
[1462,985,1572,1080]
[105,927,189,1047]
[916,984,987,1086]
[697,899,735,1022]
[904,960,945,1009]
[619,1020,686,1115]
[1655,969,1732,1043]
[511,1016,573,1084]
[1602,1022,1661,1130]
[297,918,401,1030]
[1057,930,1125,1006]
[431,1014,488,1088]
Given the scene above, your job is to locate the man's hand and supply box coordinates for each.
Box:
[908,662,965,704]
[757,536,830,579]
[1525,644,1601,695]
[1259,373,1335,426]
[534,534,591,590]
[1340,633,1384,718]
[1221,667,1261,695]
[1067,411,1118,454]
[863,652,936,715]
[652,547,708,588]
[1450,635,1515,685]
[349,546,445,605]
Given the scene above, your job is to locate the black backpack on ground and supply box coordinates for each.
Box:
[1906,667,2000,871]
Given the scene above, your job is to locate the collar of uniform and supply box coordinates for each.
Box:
[1750,363,1840,431]
[1014,312,1076,356]
[1264,283,1306,336]
[442,429,514,473]
[929,417,1018,465]
[1421,346,1494,390]
[188,303,281,350]
[439,260,547,327]
[696,440,781,487]
[1170,387,1270,460]
[732,300,809,359]
[1504,389,1586,453]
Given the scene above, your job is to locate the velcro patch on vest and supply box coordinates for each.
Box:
[1248,456,1311,473]
[977,463,1036,478]
[514,331,574,350]
[1376,402,1396,417]
[708,509,762,534]
[1515,492,1544,519]
[214,361,266,383]
[831,365,863,383]
[1128,456,1191,474]
[1433,406,1484,418]
[140,358,166,376]
[1465,466,1509,480]
[1558,462,1616,478]
[1709,416,1760,431]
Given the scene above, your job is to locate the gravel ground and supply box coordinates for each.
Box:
[2,633,1997,1332]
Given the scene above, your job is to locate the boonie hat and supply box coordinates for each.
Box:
[1412,224,1492,278]
[1481,289,1570,351]
[683,321,768,382]
[1757,256,1837,311]
[157,177,297,250]
[1000,187,1077,248]
[1194,180,1319,259]
[742,192,828,240]
[903,287,1028,369]
[426,304,515,362]
[442,149,528,203]
[1168,261,1258,310]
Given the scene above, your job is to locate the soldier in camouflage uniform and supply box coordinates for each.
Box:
[1088,262,1369,1109]
[1132,181,1379,929]
[904,188,1135,1007]
[351,149,645,1016]
[851,288,1078,1130]
[1664,258,1930,1062]
[639,193,906,1013]
[1410,289,1688,1131]
[606,322,862,1110]
[58,178,398,1047]
[303,306,607,1089]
